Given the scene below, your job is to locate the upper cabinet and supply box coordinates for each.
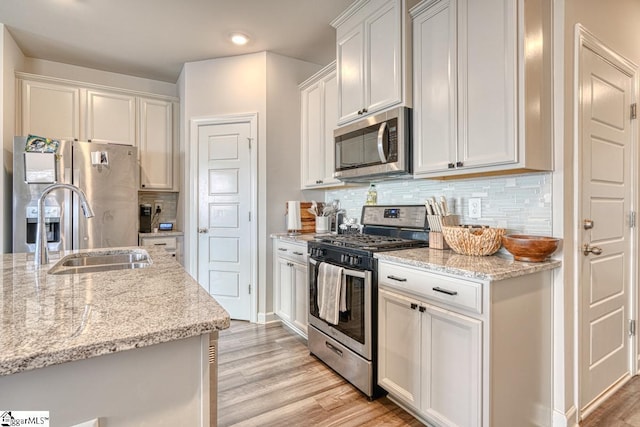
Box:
[332,0,414,125]
[17,73,179,191]
[138,97,176,191]
[20,79,81,141]
[84,89,136,145]
[412,0,553,178]
[300,62,342,189]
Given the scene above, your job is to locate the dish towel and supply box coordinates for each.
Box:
[317,262,345,325]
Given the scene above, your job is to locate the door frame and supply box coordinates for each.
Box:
[188,113,258,323]
[573,24,639,418]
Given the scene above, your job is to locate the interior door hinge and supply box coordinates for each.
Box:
[630,211,636,228]
[631,103,637,120]
[247,137,253,149]
[249,211,252,222]
[630,319,636,336]
[248,284,252,294]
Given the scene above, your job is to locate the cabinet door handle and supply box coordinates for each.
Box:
[433,287,458,296]
[410,303,418,310]
[448,163,455,169]
[153,243,167,246]
[387,275,407,282]
[293,251,304,256]
[456,161,464,168]
[362,108,368,113]
[357,109,363,115]
[418,306,426,313]
[278,248,287,251]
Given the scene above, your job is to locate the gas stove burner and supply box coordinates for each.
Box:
[315,234,427,251]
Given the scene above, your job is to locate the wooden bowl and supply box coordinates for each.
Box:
[502,234,560,262]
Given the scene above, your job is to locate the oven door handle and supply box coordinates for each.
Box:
[309,258,367,279]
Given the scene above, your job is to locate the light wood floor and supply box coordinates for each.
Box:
[217,321,423,427]
[581,376,640,427]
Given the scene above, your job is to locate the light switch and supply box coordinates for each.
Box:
[469,198,481,219]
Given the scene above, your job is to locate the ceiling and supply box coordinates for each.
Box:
[0,0,354,83]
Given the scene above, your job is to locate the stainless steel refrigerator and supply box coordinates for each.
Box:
[13,136,138,253]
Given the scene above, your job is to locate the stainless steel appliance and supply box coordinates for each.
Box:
[308,205,429,398]
[334,107,412,182]
[13,136,138,253]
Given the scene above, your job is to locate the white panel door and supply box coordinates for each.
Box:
[198,122,252,320]
[579,44,634,411]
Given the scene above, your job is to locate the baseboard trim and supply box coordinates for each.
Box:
[257,312,277,324]
[553,405,577,427]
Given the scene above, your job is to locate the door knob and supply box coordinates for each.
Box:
[583,244,603,256]
[198,227,208,234]
[583,219,594,230]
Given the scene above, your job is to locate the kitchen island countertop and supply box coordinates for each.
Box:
[375,248,561,281]
[0,246,229,376]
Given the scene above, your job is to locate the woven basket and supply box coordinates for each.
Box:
[441,226,505,256]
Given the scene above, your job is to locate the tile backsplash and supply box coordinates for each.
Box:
[325,172,553,236]
[138,192,179,227]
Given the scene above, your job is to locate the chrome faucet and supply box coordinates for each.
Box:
[35,183,95,265]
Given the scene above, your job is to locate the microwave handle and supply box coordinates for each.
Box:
[377,122,388,163]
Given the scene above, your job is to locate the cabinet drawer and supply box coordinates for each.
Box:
[140,236,177,249]
[378,261,482,314]
[275,240,307,264]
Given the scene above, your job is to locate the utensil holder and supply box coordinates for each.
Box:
[429,231,449,250]
[315,216,330,234]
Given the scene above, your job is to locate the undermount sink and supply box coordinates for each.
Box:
[48,249,152,275]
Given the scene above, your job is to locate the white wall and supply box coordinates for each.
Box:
[560,0,640,424]
[179,52,322,321]
[2,25,25,253]
[265,53,321,315]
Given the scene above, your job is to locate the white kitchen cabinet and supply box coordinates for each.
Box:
[332,0,413,125]
[84,89,136,145]
[300,62,342,189]
[378,259,552,427]
[139,234,183,265]
[378,287,481,426]
[17,73,179,191]
[412,0,552,178]
[273,239,308,338]
[20,79,81,140]
[138,97,176,191]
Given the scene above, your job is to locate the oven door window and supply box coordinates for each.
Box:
[310,261,366,345]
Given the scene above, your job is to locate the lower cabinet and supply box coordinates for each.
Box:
[378,259,553,427]
[273,239,308,338]
[139,234,183,266]
[379,287,481,426]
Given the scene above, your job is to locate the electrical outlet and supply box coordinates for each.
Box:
[154,201,163,213]
[468,198,481,219]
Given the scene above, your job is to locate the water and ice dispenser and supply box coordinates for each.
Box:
[25,204,61,245]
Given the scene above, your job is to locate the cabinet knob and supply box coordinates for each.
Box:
[448,163,455,169]
[198,227,209,234]
[362,108,368,113]
[141,184,146,188]
[456,161,464,168]
[410,303,418,310]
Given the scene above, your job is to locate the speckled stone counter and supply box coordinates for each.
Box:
[0,246,230,376]
[138,230,184,238]
[375,248,561,281]
[270,232,322,243]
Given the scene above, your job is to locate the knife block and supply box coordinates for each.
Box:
[429,231,449,250]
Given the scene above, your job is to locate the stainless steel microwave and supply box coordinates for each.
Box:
[333,107,411,182]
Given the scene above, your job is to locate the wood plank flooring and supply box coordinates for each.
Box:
[217,321,423,427]
[581,376,640,427]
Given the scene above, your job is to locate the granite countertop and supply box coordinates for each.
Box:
[270,233,322,243]
[139,230,184,238]
[375,248,561,282]
[0,246,230,376]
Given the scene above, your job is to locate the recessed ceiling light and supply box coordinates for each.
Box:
[230,33,250,46]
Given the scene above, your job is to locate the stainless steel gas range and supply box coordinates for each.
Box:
[307,205,429,398]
